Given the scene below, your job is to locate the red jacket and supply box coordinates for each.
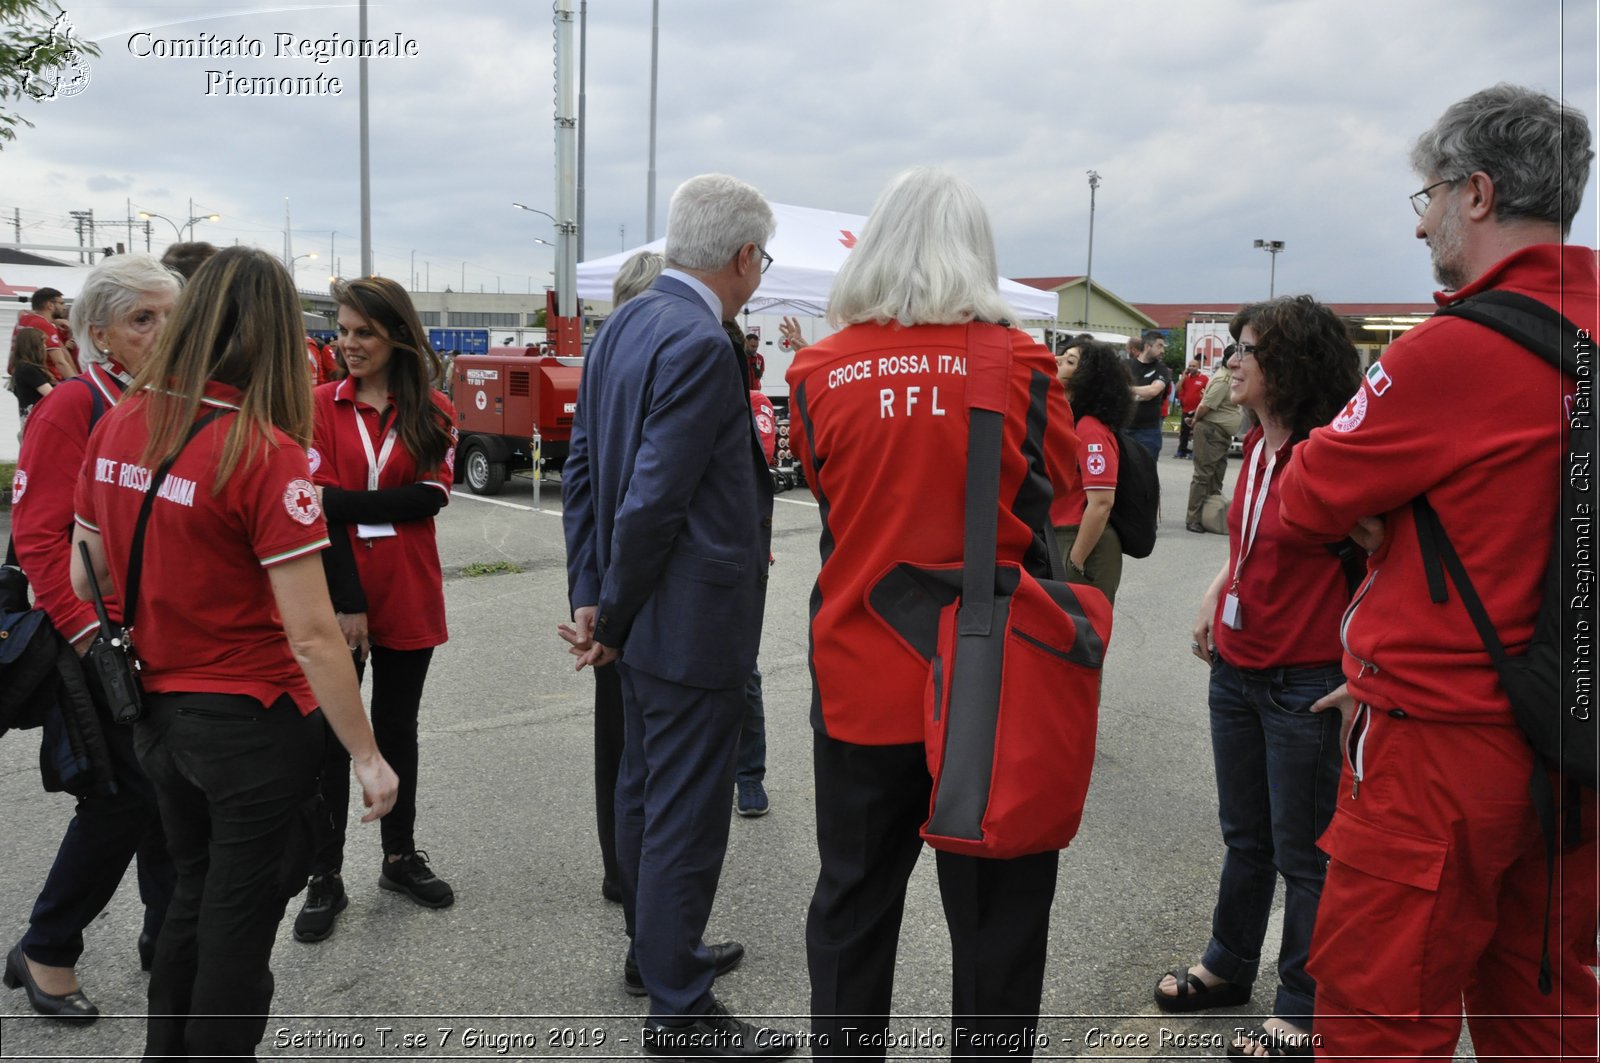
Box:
[786,322,1080,744]
[11,364,129,645]
[1278,244,1594,722]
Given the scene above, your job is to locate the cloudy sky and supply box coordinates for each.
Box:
[5,0,1597,305]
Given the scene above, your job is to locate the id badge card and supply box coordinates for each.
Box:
[1221,592,1244,630]
[356,522,398,541]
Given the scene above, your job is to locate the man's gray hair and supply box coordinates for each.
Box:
[1411,83,1594,236]
[70,254,182,368]
[828,167,1015,329]
[664,174,774,272]
[612,249,664,306]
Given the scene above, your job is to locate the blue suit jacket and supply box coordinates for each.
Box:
[563,275,775,689]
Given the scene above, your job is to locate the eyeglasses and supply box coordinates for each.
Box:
[756,246,773,274]
[1409,179,1454,217]
[1235,342,1261,358]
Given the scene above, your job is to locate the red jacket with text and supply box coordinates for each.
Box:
[1278,244,1594,723]
[786,322,1080,745]
[11,364,130,645]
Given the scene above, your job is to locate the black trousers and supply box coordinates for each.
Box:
[311,645,433,871]
[806,733,1059,1061]
[23,701,174,967]
[593,663,625,887]
[134,692,323,1061]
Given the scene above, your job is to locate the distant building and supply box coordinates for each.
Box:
[1012,276,1158,338]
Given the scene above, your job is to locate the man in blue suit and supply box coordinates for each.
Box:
[561,174,791,1059]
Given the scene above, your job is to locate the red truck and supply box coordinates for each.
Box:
[450,347,581,495]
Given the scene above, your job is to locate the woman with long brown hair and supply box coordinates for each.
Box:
[292,275,459,942]
[68,246,397,1059]
[7,327,54,434]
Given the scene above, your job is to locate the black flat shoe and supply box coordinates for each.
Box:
[3,945,98,1024]
[138,931,156,972]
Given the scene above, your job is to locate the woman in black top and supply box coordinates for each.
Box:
[7,327,54,431]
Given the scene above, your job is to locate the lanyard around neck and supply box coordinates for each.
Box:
[352,404,398,491]
[1230,435,1279,589]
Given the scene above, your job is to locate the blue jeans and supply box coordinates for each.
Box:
[1203,657,1343,1028]
[736,666,766,785]
[1127,424,1163,461]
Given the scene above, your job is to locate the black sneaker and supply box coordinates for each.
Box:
[641,999,797,1058]
[378,851,455,909]
[293,874,347,943]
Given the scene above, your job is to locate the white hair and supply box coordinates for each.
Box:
[828,167,1015,329]
[70,253,182,368]
[612,250,664,306]
[663,174,775,272]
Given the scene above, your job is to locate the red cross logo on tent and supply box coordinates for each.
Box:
[1195,335,1225,365]
[839,230,857,249]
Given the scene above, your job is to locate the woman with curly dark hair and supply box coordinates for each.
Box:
[1153,295,1361,1058]
[1051,340,1132,604]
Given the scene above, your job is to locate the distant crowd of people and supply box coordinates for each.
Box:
[4,81,1596,1062]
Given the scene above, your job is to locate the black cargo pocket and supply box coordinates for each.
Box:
[1310,809,1448,1017]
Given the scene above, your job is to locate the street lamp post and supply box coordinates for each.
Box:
[138,200,220,242]
[289,251,319,285]
[1253,239,1285,297]
[1084,170,1101,327]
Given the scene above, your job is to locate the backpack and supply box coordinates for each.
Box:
[1412,289,1595,993]
[1108,427,1159,558]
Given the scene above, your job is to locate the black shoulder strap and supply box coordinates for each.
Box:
[1433,289,1580,377]
[960,325,1009,637]
[121,409,226,630]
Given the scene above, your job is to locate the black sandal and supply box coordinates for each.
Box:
[1152,965,1252,1013]
[1226,1025,1312,1058]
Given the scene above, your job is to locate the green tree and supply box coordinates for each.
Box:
[1,1,100,149]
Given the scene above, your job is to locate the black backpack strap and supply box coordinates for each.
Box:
[120,409,226,630]
[1433,289,1580,376]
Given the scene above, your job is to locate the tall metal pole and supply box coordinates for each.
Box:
[1083,170,1100,326]
[645,0,659,242]
[554,0,578,318]
[283,197,292,270]
[576,0,587,263]
[358,0,372,276]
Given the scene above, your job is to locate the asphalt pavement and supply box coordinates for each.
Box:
[0,450,1473,1061]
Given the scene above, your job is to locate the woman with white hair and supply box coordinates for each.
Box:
[5,254,181,1022]
[785,167,1081,1060]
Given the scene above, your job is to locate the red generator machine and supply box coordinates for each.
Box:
[450,348,581,495]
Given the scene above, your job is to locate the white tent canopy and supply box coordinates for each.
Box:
[575,202,1058,321]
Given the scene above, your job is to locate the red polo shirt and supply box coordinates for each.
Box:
[310,378,455,650]
[1051,413,1118,526]
[74,382,329,714]
[1214,428,1346,670]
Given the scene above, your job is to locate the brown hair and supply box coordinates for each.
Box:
[332,276,452,470]
[8,327,48,375]
[132,246,312,490]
